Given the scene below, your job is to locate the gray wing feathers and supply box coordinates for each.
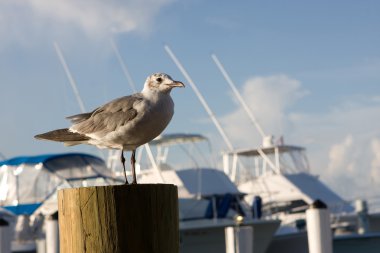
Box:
[66,112,93,124]
[72,109,138,135]
[96,95,141,113]
[70,95,143,135]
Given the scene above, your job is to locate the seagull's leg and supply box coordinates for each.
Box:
[121,149,129,185]
[131,149,137,184]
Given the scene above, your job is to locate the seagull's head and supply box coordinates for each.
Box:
[143,73,185,94]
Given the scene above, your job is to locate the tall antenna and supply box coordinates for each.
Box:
[110,39,137,93]
[164,45,234,151]
[164,45,251,181]
[53,42,86,113]
[211,53,266,139]
[211,53,279,176]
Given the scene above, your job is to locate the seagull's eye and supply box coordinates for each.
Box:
[156,77,163,83]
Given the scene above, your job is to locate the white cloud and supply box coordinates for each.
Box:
[327,135,354,176]
[320,134,380,200]
[0,0,174,47]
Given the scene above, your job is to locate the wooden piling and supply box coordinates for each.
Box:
[58,184,179,253]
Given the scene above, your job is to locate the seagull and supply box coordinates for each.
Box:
[35,73,185,184]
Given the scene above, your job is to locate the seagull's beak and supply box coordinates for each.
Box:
[169,80,185,88]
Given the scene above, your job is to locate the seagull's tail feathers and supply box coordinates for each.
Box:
[34,128,90,146]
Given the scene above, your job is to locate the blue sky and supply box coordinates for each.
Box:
[0,0,380,200]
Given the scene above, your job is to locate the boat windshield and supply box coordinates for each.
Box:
[223,145,310,182]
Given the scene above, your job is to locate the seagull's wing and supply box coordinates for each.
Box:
[69,94,144,137]
[66,112,93,124]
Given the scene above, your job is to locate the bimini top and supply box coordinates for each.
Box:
[0,152,116,180]
[224,145,305,157]
[0,153,102,167]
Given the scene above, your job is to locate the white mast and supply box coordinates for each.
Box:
[110,39,137,93]
[53,42,86,113]
[211,54,267,140]
[164,45,234,151]
[165,45,249,180]
[211,53,281,175]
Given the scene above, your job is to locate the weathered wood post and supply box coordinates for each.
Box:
[58,184,179,253]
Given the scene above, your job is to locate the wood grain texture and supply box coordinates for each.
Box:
[58,184,179,253]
